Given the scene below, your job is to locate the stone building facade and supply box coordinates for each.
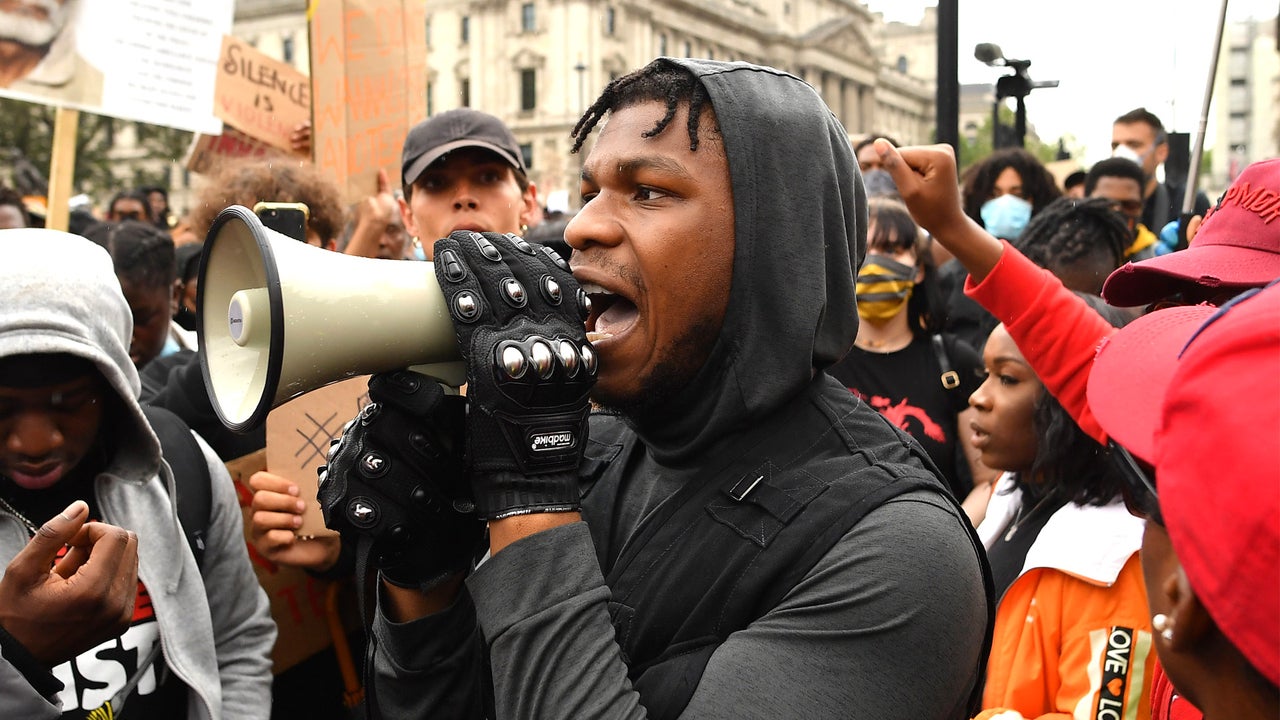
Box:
[207,0,933,213]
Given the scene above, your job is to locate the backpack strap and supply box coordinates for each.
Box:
[931,334,961,390]
[140,404,212,569]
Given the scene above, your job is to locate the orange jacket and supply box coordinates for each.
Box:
[977,475,1155,719]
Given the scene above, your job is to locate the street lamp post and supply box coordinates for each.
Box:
[974,43,1058,149]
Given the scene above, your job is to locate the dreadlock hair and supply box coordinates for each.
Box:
[570,60,715,154]
[1012,197,1130,280]
[865,198,944,334]
[93,220,176,290]
[1083,157,1145,196]
[960,148,1063,227]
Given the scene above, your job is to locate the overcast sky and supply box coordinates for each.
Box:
[864,0,1278,163]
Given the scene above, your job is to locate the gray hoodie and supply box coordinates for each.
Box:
[0,230,275,719]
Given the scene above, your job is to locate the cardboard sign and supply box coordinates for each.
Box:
[225,450,336,673]
[214,35,311,152]
[185,124,286,175]
[265,376,371,538]
[309,0,428,203]
[0,0,231,134]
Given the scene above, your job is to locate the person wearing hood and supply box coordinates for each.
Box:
[317,58,992,719]
[0,230,275,719]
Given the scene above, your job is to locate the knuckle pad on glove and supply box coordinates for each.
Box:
[316,376,481,582]
[431,232,596,519]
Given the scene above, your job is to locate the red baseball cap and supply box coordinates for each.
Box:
[1088,283,1280,686]
[1102,158,1280,307]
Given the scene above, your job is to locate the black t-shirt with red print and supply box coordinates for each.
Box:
[826,333,984,498]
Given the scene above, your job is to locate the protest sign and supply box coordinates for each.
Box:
[308,0,428,203]
[0,0,231,134]
[225,450,336,673]
[214,35,311,152]
[185,125,287,175]
[265,376,371,538]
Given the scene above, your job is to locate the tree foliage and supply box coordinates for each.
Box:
[0,97,191,203]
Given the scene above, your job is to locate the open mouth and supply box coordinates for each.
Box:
[578,281,638,343]
[969,421,989,450]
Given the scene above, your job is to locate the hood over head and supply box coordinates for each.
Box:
[618,59,865,462]
[0,229,161,481]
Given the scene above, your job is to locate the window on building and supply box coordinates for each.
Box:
[1228,48,1247,75]
[281,35,295,64]
[520,142,533,169]
[683,40,691,57]
[605,7,616,35]
[659,33,667,55]
[784,2,791,14]
[896,55,908,73]
[427,81,434,116]
[461,78,471,107]
[521,3,535,33]
[1229,115,1248,140]
[520,69,536,111]
[461,16,470,44]
[426,16,432,49]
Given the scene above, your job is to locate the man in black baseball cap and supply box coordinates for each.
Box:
[396,108,540,260]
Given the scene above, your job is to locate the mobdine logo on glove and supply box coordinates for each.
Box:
[530,430,577,452]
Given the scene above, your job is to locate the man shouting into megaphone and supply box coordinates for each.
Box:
[316,58,993,719]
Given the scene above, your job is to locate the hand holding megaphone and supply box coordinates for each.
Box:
[432,230,597,520]
[316,370,484,591]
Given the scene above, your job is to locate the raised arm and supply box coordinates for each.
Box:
[875,140,1003,282]
[879,141,1115,443]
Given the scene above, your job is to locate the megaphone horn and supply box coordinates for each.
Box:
[197,205,463,432]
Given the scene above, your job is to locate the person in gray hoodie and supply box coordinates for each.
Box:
[0,229,275,718]
[321,58,992,719]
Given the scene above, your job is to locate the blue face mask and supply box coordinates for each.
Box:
[980,194,1033,240]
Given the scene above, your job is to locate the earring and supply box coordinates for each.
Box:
[1152,613,1175,642]
[520,224,529,235]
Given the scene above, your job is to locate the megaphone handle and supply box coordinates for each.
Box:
[409,361,467,391]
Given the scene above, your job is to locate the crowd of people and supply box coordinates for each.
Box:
[0,54,1275,720]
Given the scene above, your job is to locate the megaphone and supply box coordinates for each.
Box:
[197,205,464,432]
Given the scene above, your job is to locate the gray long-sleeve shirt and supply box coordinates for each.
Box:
[371,490,985,718]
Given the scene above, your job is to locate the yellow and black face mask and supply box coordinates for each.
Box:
[855,254,915,322]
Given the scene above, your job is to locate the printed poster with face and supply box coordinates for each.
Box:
[0,0,232,134]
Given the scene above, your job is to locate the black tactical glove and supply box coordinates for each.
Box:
[317,370,485,590]
[433,231,596,520]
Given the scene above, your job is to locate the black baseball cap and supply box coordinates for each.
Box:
[401,108,527,187]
